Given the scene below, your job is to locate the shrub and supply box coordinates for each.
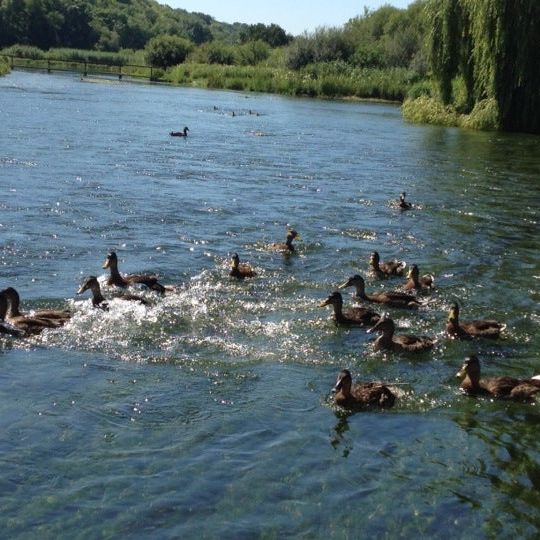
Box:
[1,45,45,59]
[145,35,193,68]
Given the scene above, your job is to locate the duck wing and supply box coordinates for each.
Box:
[125,274,166,293]
[343,307,380,326]
[462,319,505,338]
[394,334,435,351]
[481,376,522,398]
[350,382,396,408]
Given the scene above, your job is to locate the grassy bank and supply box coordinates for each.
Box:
[166,62,418,101]
[402,96,501,130]
[0,55,10,75]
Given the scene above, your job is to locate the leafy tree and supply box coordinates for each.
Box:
[240,23,291,47]
[145,34,192,68]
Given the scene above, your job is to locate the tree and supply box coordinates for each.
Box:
[145,34,193,68]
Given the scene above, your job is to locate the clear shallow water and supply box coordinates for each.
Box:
[1,70,540,538]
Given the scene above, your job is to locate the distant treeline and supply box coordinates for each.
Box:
[1,0,538,133]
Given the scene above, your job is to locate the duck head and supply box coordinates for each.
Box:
[77,276,100,295]
[230,253,240,270]
[102,251,117,269]
[456,355,480,382]
[320,291,343,308]
[448,302,460,323]
[367,316,395,335]
[407,264,419,280]
[338,274,365,292]
[333,369,352,394]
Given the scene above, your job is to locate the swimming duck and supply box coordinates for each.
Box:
[332,369,395,408]
[270,230,300,253]
[320,291,380,327]
[170,127,189,137]
[229,253,257,279]
[1,288,65,334]
[339,275,422,309]
[367,316,436,352]
[369,251,406,278]
[77,276,148,310]
[2,286,71,322]
[456,355,540,401]
[0,291,24,336]
[446,303,505,339]
[403,264,434,291]
[398,192,412,210]
[102,252,166,293]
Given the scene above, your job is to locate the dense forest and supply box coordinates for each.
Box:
[0,0,538,133]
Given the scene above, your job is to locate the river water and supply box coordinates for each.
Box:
[1,70,539,538]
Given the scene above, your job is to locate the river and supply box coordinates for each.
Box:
[1,70,539,538]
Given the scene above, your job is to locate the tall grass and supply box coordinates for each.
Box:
[0,55,9,75]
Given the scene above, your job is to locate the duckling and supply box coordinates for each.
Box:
[170,126,189,137]
[456,355,540,401]
[77,276,148,310]
[369,251,406,278]
[102,252,166,293]
[332,369,395,408]
[367,316,436,353]
[0,292,24,336]
[446,303,505,339]
[398,192,412,210]
[339,275,422,309]
[229,253,257,279]
[270,230,300,253]
[1,288,64,334]
[320,291,380,327]
[403,264,434,291]
[2,286,71,322]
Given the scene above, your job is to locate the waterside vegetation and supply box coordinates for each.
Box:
[0,0,538,133]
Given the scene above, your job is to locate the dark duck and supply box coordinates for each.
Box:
[367,316,436,353]
[332,369,396,409]
[369,251,406,278]
[229,253,257,279]
[270,230,301,253]
[170,126,189,137]
[456,355,540,401]
[339,275,422,309]
[398,192,412,210]
[102,251,166,293]
[446,303,505,339]
[320,291,380,327]
[77,276,149,309]
[403,264,434,291]
[0,291,24,336]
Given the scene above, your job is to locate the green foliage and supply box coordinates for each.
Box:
[190,41,235,65]
[0,44,45,59]
[402,96,460,126]
[145,35,192,68]
[0,55,10,75]
[239,23,291,47]
[235,40,269,66]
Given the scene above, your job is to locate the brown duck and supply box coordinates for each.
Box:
[369,251,406,278]
[1,288,65,334]
[2,286,71,322]
[446,303,505,339]
[229,253,257,279]
[270,230,300,253]
[77,276,148,309]
[367,316,436,352]
[102,252,166,293]
[339,275,422,309]
[456,355,540,401]
[320,291,380,327]
[332,369,395,408]
[0,291,24,336]
[403,264,434,291]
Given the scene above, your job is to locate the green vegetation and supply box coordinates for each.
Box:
[1,0,537,132]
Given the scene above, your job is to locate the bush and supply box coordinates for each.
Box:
[145,35,193,68]
[1,45,45,59]
[461,99,500,130]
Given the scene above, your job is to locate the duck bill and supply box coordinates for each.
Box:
[337,280,352,289]
[76,286,86,295]
[102,258,110,269]
[319,299,331,307]
[456,367,467,378]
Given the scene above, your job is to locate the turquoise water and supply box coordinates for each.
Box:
[1,70,539,538]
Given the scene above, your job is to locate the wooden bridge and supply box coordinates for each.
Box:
[3,54,158,81]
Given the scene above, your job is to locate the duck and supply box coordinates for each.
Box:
[367,316,436,353]
[369,251,406,278]
[1,288,65,335]
[339,275,422,309]
[320,291,380,327]
[229,253,257,279]
[102,252,166,293]
[456,355,540,401]
[398,192,412,210]
[77,276,148,310]
[170,127,189,137]
[446,303,505,339]
[403,264,434,291]
[2,286,71,322]
[0,291,24,337]
[332,369,395,408]
[270,230,301,253]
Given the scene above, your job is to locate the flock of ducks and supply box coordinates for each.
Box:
[1,196,539,409]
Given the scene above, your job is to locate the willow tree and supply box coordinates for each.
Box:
[429,0,540,133]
